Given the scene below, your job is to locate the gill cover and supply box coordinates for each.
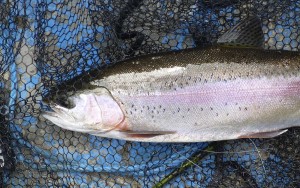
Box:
[42,87,124,134]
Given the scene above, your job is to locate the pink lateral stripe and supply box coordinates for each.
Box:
[122,77,300,105]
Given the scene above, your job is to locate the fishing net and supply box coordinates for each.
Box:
[0,0,299,187]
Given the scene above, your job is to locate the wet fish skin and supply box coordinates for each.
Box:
[42,46,300,142]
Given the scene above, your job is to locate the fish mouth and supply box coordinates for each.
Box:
[41,109,98,134]
[41,111,58,118]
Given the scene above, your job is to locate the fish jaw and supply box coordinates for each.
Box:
[42,88,125,134]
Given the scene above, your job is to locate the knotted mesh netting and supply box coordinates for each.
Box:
[0,0,299,187]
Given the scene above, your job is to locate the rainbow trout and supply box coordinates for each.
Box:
[42,17,300,142]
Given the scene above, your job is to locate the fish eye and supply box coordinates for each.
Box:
[55,95,75,109]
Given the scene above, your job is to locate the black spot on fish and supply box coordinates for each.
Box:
[210,107,213,110]
[159,105,162,108]
[244,107,248,111]
[200,108,203,111]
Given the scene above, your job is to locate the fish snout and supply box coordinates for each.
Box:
[42,90,125,134]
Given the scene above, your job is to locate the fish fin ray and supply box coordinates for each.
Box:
[238,129,288,139]
[217,16,264,48]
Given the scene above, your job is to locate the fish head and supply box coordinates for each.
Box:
[42,87,125,134]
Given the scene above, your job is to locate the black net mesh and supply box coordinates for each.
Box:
[0,0,300,187]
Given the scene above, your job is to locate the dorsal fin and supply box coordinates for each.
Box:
[217,16,264,48]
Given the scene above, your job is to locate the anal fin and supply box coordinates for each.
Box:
[238,129,288,139]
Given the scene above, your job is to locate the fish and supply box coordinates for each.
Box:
[42,17,300,142]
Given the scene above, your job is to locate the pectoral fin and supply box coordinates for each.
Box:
[238,129,288,139]
[121,130,176,138]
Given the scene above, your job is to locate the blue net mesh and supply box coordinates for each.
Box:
[0,0,299,187]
